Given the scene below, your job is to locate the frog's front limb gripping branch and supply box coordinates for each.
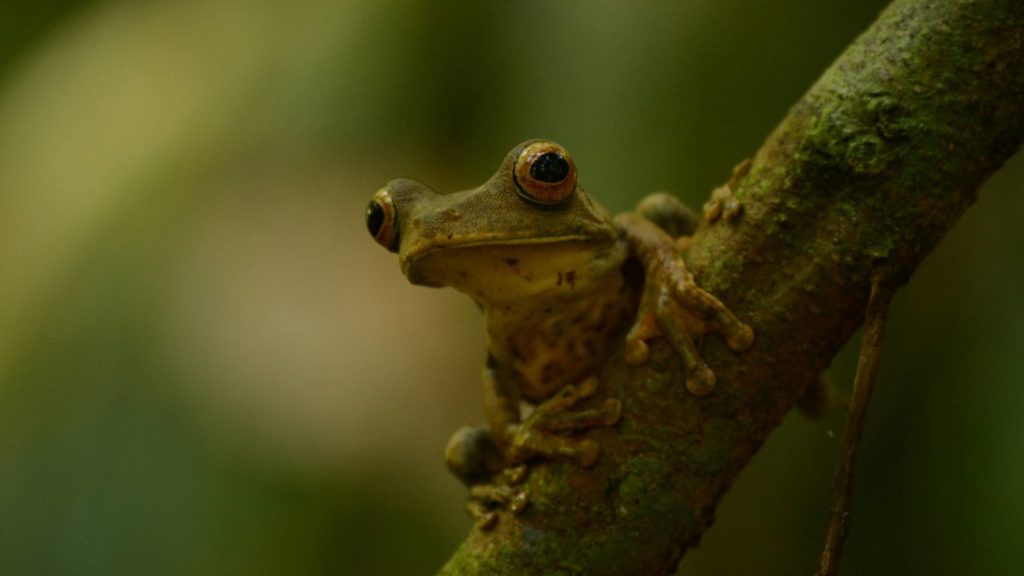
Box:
[616,212,754,395]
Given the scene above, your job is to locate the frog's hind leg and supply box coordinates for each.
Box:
[480,361,619,468]
[522,377,621,431]
[448,372,622,529]
[445,428,529,530]
[508,377,621,468]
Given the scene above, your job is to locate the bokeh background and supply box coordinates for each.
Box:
[1,1,1021,574]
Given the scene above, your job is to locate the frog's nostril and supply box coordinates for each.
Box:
[366,200,386,237]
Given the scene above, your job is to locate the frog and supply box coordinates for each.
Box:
[366,140,754,526]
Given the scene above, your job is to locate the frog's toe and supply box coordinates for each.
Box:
[466,501,498,530]
[625,283,668,366]
[476,510,498,530]
[505,376,620,467]
[601,398,622,426]
[577,376,599,398]
[625,339,650,366]
[655,295,718,395]
[686,363,717,396]
[727,323,755,352]
[672,282,755,353]
[466,480,529,530]
[625,309,659,365]
[703,183,743,224]
[577,439,600,468]
[510,431,601,468]
[526,393,621,432]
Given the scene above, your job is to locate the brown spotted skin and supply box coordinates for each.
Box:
[489,269,637,404]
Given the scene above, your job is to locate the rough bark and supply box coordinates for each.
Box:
[440,0,1024,573]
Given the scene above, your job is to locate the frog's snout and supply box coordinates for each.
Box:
[366,187,399,253]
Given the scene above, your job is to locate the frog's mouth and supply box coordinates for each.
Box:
[403,233,596,267]
[401,235,627,304]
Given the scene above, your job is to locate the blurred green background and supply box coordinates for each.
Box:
[1,1,1021,574]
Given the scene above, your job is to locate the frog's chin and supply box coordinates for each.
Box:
[401,238,628,304]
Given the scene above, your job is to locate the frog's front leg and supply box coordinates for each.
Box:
[482,360,620,468]
[615,210,754,395]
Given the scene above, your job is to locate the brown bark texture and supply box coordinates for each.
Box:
[440,0,1024,573]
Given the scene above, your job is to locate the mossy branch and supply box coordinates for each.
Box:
[440,1,1024,573]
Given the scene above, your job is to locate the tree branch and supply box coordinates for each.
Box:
[440,0,1024,573]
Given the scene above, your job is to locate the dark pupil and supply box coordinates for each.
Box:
[366,201,385,236]
[530,152,569,183]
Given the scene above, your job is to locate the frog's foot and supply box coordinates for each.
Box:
[506,377,621,468]
[703,184,742,223]
[465,467,530,530]
[446,428,529,530]
[621,228,754,395]
[703,159,751,224]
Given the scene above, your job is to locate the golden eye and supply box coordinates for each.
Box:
[513,141,577,206]
[366,188,399,252]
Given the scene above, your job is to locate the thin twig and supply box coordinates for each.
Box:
[817,270,893,576]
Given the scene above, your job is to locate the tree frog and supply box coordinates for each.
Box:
[367,140,753,522]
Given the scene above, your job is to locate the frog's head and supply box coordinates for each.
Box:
[366,140,623,303]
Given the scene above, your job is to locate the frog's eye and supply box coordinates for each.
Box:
[366,188,399,252]
[513,141,577,206]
